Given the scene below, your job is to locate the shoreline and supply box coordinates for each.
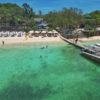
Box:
[78,36,100,42]
[69,36,100,43]
[0,36,63,46]
[0,36,100,46]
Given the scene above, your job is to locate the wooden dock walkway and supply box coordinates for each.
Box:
[60,35,100,63]
[60,35,84,49]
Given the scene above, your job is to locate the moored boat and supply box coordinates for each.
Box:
[81,49,100,63]
[95,43,100,47]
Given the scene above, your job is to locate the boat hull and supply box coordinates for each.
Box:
[81,51,100,63]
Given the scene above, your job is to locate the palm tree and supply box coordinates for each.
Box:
[22,3,33,18]
[38,10,42,16]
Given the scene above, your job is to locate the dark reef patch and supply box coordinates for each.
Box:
[0,84,33,100]
[0,83,54,100]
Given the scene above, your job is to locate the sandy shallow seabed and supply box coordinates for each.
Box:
[0,42,99,100]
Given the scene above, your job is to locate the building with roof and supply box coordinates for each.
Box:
[34,18,48,30]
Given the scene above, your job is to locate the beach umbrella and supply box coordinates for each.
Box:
[2,31,9,37]
[41,30,47,34]
[52,30,58,34]
[96,27,100,31]
[29,30,34,34]
[47,31,53,37]
[48,31,52,34]
[35,31,40,34]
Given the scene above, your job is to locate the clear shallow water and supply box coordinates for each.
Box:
[82,40,100,46]
[0,42,100,100]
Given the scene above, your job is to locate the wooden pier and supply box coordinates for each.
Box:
[60,35,100,63]
[60,35,84,49]
[60,35,95,51]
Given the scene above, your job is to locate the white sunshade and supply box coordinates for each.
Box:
[3,31,9,35]
[52,30,58,34]
[41,31,47,34]
[48,31,53,34]
[35,31,40,34]
[29,30,34,34]
[96,27,100,31]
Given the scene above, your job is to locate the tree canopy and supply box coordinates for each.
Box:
[44,8,84,29]
[0,3,35,30]
[0,3,99,31]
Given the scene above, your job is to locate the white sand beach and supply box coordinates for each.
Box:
[0,35,100,46]
[0,36,62,45]
[78,36,100,42]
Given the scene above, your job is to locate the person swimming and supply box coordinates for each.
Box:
[46,45,48,48]
[40,55,42,58]
[40,47,45,49]
[40,45,48,49]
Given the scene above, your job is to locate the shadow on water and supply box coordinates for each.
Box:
[0,82,54,100]
[81,56,100,66]
[79,91,94,100]
[39,55,48,69]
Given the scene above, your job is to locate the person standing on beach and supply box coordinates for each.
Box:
[2,41,5,45]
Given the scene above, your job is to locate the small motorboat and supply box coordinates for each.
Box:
[81,48,100,63]
[95,43,100,47]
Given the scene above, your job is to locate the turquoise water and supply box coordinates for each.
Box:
[0,42,100,100]
[82,41,100,46]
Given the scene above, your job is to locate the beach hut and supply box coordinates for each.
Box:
[82,30,96,37]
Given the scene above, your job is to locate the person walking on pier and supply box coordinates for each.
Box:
[75,38,78,44]
[75,35,79,44]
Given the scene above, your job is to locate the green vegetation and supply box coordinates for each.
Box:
[0,3,35,30]
[0,3,99,31]
[84,10,100,30]
[44,8,84,29]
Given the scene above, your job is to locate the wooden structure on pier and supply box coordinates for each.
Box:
[82,30,100,37]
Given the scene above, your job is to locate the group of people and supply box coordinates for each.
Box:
[40,45,48,49]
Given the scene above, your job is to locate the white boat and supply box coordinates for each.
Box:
[81,47,99,62]
[81,51,100,63]
[95,43,100,47]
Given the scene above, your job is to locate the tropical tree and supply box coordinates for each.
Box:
[22,3,34,18]
[44,7,84,29]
